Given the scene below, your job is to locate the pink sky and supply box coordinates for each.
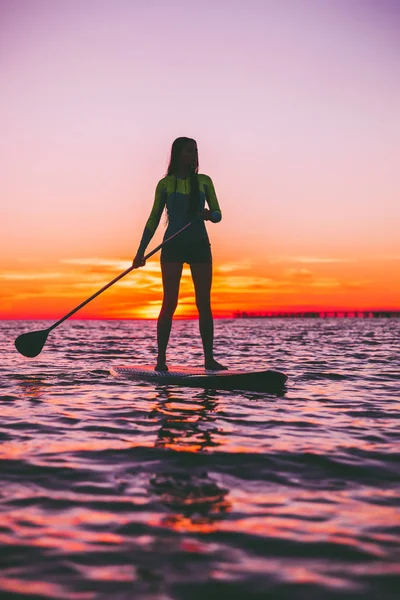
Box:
[1,0,399,317]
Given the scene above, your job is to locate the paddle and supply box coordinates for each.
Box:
[15,219,197,357]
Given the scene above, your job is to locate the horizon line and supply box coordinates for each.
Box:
[2,309,400,322]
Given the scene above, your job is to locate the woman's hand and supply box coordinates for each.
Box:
[200,209,212,221]
[132,252,146,269]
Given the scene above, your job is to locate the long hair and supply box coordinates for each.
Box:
[165,137,200,219]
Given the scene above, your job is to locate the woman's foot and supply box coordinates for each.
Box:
[155,360,168,372]
[205,358,228,371]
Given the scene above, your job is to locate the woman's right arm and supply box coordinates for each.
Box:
[133,180,166,268]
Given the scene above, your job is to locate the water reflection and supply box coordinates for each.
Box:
[16,376,49,401]
[149,386,231,532]
[1,318,398,597]
[151,387,221,453]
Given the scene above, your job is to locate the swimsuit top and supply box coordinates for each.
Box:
[138,173,222,254]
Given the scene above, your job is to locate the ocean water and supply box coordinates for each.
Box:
[0,318,399,600]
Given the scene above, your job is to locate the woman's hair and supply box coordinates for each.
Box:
[165,137,200,219]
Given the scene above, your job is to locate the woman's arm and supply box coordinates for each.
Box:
[133,180,166,267]
[203,175,222,223]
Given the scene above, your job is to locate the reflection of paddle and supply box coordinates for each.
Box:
[15,220,196,357]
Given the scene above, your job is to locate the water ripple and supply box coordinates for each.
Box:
[1,318,399,599]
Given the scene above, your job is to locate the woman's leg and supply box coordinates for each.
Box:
[156,262,183,370]
[190,262,227,370]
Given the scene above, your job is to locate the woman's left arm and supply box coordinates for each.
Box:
[203,175,222,223]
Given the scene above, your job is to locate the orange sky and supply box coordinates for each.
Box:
[2,252,399,320]
[1,1,399,319]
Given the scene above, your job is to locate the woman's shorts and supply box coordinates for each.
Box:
[161,237,212,264]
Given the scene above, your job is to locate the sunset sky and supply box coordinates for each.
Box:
[1,0,399,319]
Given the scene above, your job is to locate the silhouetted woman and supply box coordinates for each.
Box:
[133,137,227,372]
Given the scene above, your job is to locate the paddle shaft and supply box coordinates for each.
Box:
[47,219,197,332]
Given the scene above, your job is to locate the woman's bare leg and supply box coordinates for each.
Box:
[156,262,183,370]
[190,262,227,370]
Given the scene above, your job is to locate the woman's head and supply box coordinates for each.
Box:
[166,137,198,176]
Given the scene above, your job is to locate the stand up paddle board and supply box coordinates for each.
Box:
[110,365,287,393]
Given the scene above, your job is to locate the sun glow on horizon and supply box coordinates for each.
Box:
[2,254,399,321]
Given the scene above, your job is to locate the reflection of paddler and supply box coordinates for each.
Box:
[151,387,219,453]
[149,388,231,527]
[133,137,227,373]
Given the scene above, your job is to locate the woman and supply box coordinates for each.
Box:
[133,137,227,372]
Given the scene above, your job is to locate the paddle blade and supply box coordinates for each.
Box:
[14,329,50,357]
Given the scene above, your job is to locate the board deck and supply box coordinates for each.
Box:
[110,365,287,392]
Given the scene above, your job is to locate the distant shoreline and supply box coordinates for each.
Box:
[233,311,400,319]
[2,312,400,321]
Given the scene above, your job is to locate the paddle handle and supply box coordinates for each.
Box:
[48,219,197,331]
